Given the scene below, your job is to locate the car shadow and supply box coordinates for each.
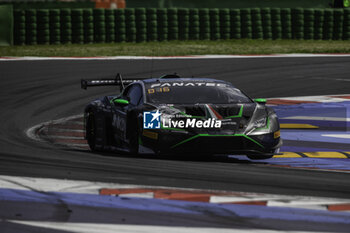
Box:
[66,147,254,164]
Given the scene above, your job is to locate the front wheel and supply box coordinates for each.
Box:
[129,127,139,155]
[86,112,96,151]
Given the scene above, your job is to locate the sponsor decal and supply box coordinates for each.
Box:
[162,118,222,129]
[147,87,170,94]
[274,130,280,139]
[150,82,228,88]
[143,111,161,129]
[143,109,222,129]
[142,130,158,139]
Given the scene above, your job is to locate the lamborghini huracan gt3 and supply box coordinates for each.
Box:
[81,74,282,159]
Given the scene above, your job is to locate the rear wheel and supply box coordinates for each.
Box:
[86,112,96,151]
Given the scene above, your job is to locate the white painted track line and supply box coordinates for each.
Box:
[2,53,350,61]
[8,221,323,233]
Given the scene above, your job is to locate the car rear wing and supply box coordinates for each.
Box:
[81,73,141,91]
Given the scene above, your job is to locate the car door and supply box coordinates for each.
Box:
[124,84,144,145]
[112,84,143,143]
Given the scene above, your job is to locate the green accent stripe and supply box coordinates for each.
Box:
[241,135,264,148]
[171,135,201,148]
[224,105,243,119]
[171,133,264,149]
[138,136,143,146]
[254,98,267,104]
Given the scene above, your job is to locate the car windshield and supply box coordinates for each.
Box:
[145,81,253,104]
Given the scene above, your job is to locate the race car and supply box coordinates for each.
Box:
[81,74,282,159]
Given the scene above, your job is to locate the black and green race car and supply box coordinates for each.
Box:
[82,74,282,159]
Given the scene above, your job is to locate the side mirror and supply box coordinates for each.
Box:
[113,98,129,105]
[254,98,267,104]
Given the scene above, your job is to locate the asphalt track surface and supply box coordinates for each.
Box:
[1,57,350,200]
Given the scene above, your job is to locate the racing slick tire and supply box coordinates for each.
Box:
[86,111,97,151]
[128,111,139,155]
[129,127,139,155]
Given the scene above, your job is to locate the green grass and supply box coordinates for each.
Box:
[1,39,350,57]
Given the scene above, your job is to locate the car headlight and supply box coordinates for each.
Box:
[246,112,280,136]
[246,117,268,135]
[253,117,267,128]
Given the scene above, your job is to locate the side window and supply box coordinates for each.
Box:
[126,84,143,106]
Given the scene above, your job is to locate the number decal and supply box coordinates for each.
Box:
[147,87,170,94]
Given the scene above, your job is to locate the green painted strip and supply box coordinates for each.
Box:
[224,105,243,119]
[171,134,201,148]
[171,133,264,149]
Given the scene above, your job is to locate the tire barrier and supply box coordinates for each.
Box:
[49,9,60,44]
[344,9,350,40]
[281,8,292,39]
[125,8,136,42]
[25,9,37,45]
[261,8,272,39]
[304,9,315,40]
[323,9,334,40]
[333,9,344,40]
[83,9,93,44]
[147,8,158,41]
[314,9,324,40]
[292,8,304,40]
[209,9,220,40]
[157,8,168,41]
[115,9,126,42]
[135,8,146,42]
[37,9,49,45]
[199,8,210,40]
[240,9,252,39]
[271,8,282,39]
[105,9,115,42]
[189,8,199,40]
[178,8,189,40]
[13,8,350,45]
[230,9,241,39]
[60,9,71,44]
[72,9,84,44]
[14,9,26,45]
[168,8,178,40]
[251,8,263,39]
[219,9,230,40]
[93,9,106,43]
